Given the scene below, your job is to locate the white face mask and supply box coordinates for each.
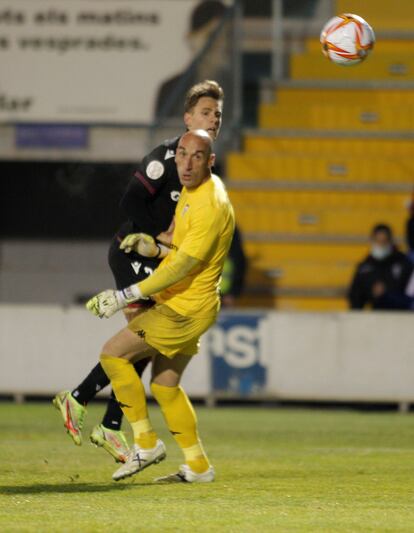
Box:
[371,244,392,260]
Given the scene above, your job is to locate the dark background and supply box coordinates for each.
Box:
[1,161,134,239]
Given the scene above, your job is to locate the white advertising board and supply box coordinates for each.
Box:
[0,0,199,123]
[0,304,210,397]
[1,305,413,405]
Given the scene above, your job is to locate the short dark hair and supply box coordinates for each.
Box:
[184,80,224,113]
[371,223,393,240]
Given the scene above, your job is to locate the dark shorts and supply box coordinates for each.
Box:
[108,235,161,307]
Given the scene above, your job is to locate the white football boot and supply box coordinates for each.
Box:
[154,464,215,483]
[112,439,166,481]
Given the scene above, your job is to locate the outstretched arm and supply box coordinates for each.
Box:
[86,251,201,318]
[138,250,201,297]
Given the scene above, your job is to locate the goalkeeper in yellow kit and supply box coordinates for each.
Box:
[86,129,235,483]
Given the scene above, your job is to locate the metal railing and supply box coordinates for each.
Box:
[147,1,244,167]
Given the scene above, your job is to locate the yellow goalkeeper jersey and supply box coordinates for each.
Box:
[155,174,235,319]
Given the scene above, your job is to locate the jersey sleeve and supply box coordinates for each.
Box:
[347,264,367,309]
[179,205,222,262]
[134,144,172,195]
[138,250,201,298]
[120,144,175,235]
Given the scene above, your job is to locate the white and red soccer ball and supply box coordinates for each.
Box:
[320,13,375,66]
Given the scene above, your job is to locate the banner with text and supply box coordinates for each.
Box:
[0,0,207,124]
[207,312,272,396]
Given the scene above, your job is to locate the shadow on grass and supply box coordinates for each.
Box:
[0,481,156,495]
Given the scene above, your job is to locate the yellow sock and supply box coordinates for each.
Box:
[100,354,157,448]
[130,418,157,449]
[151,382,209,473]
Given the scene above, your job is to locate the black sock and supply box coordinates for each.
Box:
[101,390,123,430]
[72,363,110,405]
[101,357,151,431]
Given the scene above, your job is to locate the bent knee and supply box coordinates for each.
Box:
[100,328,136,358]
[101,339,116,357]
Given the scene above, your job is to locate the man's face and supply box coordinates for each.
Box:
[371,230,392,260]
[175,133,214,190]
[184,96,223,141]
[372,231,391,248]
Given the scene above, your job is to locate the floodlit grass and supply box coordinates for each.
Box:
[0,402,413,532]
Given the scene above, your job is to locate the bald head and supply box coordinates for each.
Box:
[181,129,213,155]
[175,129,215,190]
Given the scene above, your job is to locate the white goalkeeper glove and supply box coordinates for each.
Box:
[86,285,144,318]
[120,233,169,258]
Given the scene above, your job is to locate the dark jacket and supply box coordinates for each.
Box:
[406,215,414,252]
[348,248,414,310]
[220,225,247,298]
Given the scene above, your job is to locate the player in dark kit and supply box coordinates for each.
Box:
[53,80,224,462]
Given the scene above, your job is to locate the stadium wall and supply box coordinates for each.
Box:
[0,305,412,405]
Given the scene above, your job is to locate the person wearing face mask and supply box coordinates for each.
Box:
[348,224,414,310]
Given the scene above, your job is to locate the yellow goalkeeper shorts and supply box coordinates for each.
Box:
[127,303,215,358]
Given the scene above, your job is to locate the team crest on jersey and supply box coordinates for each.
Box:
[146,160,164,180]
[182,204,190,215]
[170,190,180,202]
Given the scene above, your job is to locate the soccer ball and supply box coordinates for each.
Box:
[320,13,375,66]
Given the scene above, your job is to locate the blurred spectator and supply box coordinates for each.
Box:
[405,192,414,262]
[220,225,247,307]
[348,224,414,310]
[154,0,227,120]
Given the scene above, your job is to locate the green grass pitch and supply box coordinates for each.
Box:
[0,402,413,532]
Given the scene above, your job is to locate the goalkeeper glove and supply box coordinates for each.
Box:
[120,233,161,258]
[86,285,144,318]
[120,233,170,259]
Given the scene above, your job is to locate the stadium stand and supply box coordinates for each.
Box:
[227,1,414,310]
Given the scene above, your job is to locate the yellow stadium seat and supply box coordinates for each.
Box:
[244,242,369,264]
[236,294,277,309]
[259,102,414,131]
[275,264,351,287]
[275,88,414,107]
[236,293,349,312]
[234,208,406,238]
[243,136,414,158]
[290,52,414,81]
[235,210,395,237]
[306,38,414,54]
[242,240,364,305]
[336,0,414,32]
[227,152,414,183]
[229,190,409,210]
[224,12,414,311]
[275,297,348,311]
